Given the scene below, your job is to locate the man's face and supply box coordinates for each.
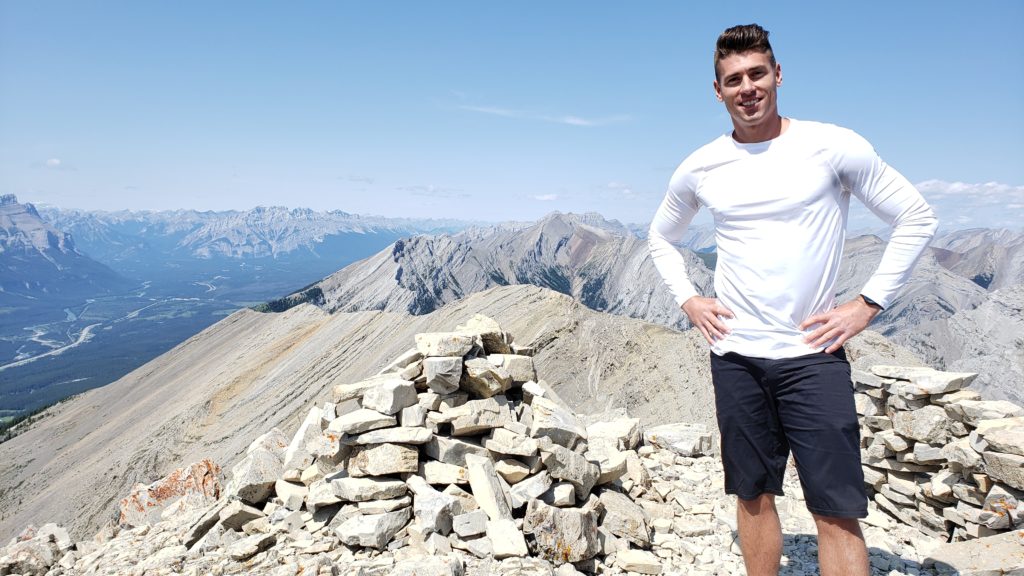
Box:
[713,50,782,133]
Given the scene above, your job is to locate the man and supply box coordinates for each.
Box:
[648,24,937,576]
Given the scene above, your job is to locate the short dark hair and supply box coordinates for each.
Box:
[714,24,775,80]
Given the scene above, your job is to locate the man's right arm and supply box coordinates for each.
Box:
[648,172,734,343]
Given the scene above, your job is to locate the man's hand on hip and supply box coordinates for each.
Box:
[800,297,881,353]
[682,296,735,346]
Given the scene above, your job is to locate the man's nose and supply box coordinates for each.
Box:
[739,75,755,93]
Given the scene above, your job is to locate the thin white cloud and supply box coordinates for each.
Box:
[459,105,630,127]
[34,157,75,171]
[533,194,558,201]
[606,181,637,197]
[46,158,62,167]
[398,184,468,199]
[912,180,1024,230]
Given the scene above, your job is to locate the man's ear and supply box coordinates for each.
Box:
[776,64,783,86]
[713,80,723,101]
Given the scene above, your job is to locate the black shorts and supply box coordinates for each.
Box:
[710,348,867,518]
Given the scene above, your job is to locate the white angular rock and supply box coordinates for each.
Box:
[942,437,983,469]
[333,374,402,403]
[643,423,713,457]
[455,314,511,354]
[347,426,433,445]
[419,460,470,485]
[361,379,418,416]
[542,482,576,507]
[449,397,513,436]
[871,366,977,394]
[484,427,539,457]
[391,555,466,576]
[335,507,412,549]
[461,358,513,398]
[486,519,528,559]
[424,357,463,394]
[452,509,489,538]
[983,451,1024,491]
[945,399,1024,426]
[378,347,423,374]
[892,405,949,444]
[328,408,397,435]
[219,500,265,530]
[357,495,412,514]
[330,476,409,502]
[522,498,601,563]
[509,471,553,509]
[615,549,662,574]
[229,447,283,504]
[306,479,341,512]
[981,425,1024,457]
[598,489,651,548]
[282,406,323,471]
[587,418,642,451]
[494,458,531,484]
[530,396,588,449]
[407,476,459,535]
[487,354,536,384]
[275,479,308,511]
[425,436,490,468]
[537,437,600,500]
[247,427,290,458]
[465,453,514,521]
[415,332,476,357]
[347,443,419,477]
[400,404,429,428]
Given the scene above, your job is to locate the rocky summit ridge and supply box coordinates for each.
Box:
[3,315,1024,576]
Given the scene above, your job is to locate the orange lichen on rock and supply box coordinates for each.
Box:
[117,459,222,527]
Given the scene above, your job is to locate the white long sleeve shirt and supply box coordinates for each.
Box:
[649,119,938,359]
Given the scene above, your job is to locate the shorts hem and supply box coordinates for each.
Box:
[727,489,785,501]
[805,505,868,519]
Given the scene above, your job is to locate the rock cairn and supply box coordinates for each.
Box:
[5,315,1024,575]
[855,365,1024,541]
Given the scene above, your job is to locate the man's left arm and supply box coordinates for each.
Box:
[802,128,938,353]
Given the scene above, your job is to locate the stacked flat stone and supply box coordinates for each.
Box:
[182,313,715,573]
[855,365,1024,541]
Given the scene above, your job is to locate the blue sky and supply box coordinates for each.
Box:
[2,1,1022,230]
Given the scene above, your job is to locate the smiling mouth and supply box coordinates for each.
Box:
[739,97,761,108]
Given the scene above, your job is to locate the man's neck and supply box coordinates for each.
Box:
[733,116,789,144]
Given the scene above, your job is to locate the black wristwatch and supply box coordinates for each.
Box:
[860,294,883,310]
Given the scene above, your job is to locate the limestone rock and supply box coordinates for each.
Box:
[331,476,409,502]
[484,427,539,457]
[461,358,513,398]
[118,459,221,527]
[274,479,308,511]
[871,366,977,394]
[487,519,528,559]
[983,452,1024,491]
[942,438,983,469]
[424,356,463,394]
[598,489,651,548]
[415,332,476,357]
[219,500,265,530]
[643,423,712,457]
[450,397,513,436]
[587,418,642,451]
[537,437,599,501]
[923,529,1024,574]
[456,314,511,354]
[425,436,490,468]
[378,347,423,374]
[615,549,663,574]
[229,447,282,504]
[347,443,419,477]
[391,555,466,576]
[542,482,576,507]
[407,476,459,535]
[327,408,397,435]
[530,396,588,449]
[495,458,531,484]
[465,453,513,521]
[361,379,418,415]
[347,426,433,445]
[420,460,470,485]
[982,425,1024,457]
[892,405,949,444]
[335,507,412,549]
[226,532,276,561]
[333,374,402,403]
[523,499,601,563]
[946,399,1024,426]
[452,509,489,538]
[487,354,537,384]
[282,406,323,471]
